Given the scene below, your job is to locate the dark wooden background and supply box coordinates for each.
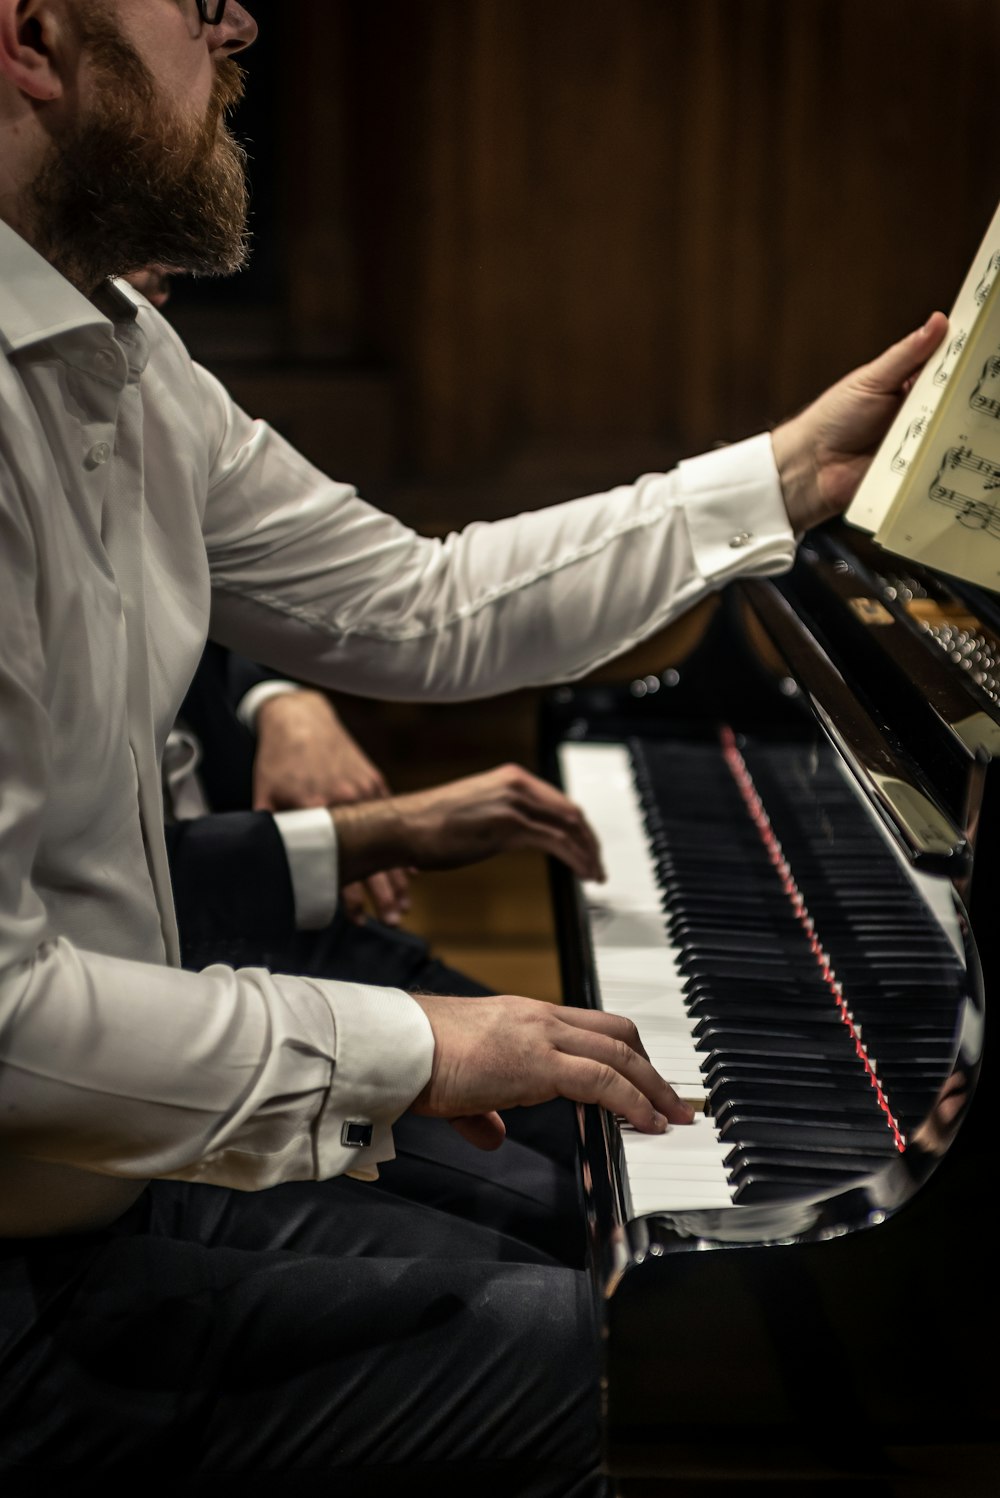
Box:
[175,0,1000,510]
[170,0,1000,987]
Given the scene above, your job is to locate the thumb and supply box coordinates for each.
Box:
[449,1111,508,1151]
[860,311,948,394]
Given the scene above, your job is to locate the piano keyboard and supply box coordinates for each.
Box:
[559,734,967,1220]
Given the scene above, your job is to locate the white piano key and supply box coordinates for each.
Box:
[620,1115,728,1155]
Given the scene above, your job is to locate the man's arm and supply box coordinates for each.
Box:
[0,474,679,1203]
[198,319,946,704]
[169,762,604,950]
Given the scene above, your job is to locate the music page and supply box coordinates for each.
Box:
[845,198,1000,546]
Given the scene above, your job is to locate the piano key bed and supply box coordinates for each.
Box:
[559,732,969,1219]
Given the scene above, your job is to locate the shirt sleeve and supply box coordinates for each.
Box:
[195,362,795,700]
[0,473,432,1189]
[235,677,300,731]
[272,807,341,931]
[235,676,342,932]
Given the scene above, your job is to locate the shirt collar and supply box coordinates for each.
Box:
[0,217,137,356]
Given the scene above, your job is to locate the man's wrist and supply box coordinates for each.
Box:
[255,687,334,734]
[332,799,409,884]
[770,415,822,534]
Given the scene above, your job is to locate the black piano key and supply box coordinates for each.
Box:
[668,917,958,952]
[877,1088,943,1118]
[693,1018,860,1043]
[704,1057,867,1085]
[688,998,957,1032]
[713,1101,893,1132]
[690,1002,849,1027]
[681,956,834,983]
[683,976,962,1005]
[716,1117,900,1153]
[724,1146,888,1177]
[858,1039,955,1065]
[732,1173,870,1204]
[700,1032,874,1059]
[710,1078,878,1110]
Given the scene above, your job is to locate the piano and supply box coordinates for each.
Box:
[542,521,1000,1490]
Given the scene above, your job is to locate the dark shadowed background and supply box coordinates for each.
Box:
[172,0,1000,509]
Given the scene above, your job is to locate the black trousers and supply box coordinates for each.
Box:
[0,917,603,1491]
[0,1180,603,1493]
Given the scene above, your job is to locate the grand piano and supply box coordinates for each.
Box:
[543,520,1000,1490]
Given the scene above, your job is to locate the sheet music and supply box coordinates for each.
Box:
[845,200,1000,537]
[876,301,1000,585]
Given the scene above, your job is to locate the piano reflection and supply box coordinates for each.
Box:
[543,521,999,1490]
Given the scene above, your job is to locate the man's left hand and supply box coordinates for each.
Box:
[771,312,948,533]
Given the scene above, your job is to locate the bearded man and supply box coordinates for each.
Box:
[0,1,946,1489]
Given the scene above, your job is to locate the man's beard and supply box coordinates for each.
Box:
[28,14,250,293]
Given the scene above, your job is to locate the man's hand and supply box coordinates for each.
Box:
[771,312,949,534]
[333,763,606,886]
[410,992,695,1149]
[252,689,409,924]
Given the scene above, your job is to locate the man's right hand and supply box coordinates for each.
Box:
[332,763,606,887]
[409,992,695,1149]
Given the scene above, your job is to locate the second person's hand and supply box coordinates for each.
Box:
[252,688,410,924]
[333,762,606,887]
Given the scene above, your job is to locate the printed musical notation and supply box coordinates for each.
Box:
[933,328,968,386]
[969,353,1000,420]
[974,249,1000,306]
[930,445,1000,537]
[890,413,929,473]
[846,198,1000,585]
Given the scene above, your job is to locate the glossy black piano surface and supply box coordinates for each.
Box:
[543,521,999,1490]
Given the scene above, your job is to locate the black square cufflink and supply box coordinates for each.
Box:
[341,1121,374,1149]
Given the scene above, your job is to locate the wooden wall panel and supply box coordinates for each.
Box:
[245,0,1000,502]
[350,0,1000,476]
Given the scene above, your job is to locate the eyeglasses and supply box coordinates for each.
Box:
[197,0,228,23]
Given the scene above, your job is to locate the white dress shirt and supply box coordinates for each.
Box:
[0,218,796,1236]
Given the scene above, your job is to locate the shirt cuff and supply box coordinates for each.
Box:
[311,981,436,1179]
[670,432,796,586]
[272,807,339,931]
[236,679,301,733]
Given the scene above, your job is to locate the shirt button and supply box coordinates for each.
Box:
[729,531,754,549]
[87,442,111,467]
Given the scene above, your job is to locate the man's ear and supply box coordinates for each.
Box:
[0,0,71,103]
